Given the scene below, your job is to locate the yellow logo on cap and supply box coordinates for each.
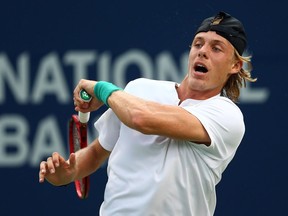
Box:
[211,16,223,25]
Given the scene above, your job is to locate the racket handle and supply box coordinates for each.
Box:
[78,111,90,123]
[78,89,92,123]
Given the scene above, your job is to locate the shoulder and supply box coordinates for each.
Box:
[182,95,241,110]
[204,96,242,115]
[186,95,242,114]
[182,95,244,131]
[212,96,243,121]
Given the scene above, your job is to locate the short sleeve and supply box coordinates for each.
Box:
[182,97,245,171]
[94,108,121,151]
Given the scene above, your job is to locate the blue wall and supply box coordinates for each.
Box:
[0,1,287,215]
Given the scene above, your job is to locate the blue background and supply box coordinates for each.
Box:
[0,0,287,215]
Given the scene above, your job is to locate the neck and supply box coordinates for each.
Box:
[176,76,221,102]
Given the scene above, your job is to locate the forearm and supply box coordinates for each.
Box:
[73,138,110,180]
[107,91,209,142]
[107,91,178,136]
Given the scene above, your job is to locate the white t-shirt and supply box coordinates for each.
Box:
[95,78,245,216]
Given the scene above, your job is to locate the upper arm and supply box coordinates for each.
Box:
[90,139,110,170]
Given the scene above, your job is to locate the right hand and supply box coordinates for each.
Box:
[73,79,104,113]
[39,152,77,186]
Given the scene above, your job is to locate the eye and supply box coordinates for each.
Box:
[212,46,222,52]
[193,42,202,49]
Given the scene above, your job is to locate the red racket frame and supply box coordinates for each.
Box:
[69,114,90,199]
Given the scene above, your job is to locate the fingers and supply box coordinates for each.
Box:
[73,79,104,112]
[73,80,90,111]
[73,79,97,101]
[73,79,88,102]
[38,152,62,183]
[39,161,48,183]
[74,97,89,110]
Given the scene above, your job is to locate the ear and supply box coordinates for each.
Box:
[231,60,243,74]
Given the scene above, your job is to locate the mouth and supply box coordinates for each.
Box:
[194,63,208,73]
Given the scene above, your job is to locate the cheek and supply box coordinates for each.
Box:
[214,69,231,85]
[187,56,194,71]
[188,51,198,66]
[188,48,197,60]
[211,63,231,83]
[214,58,234,74]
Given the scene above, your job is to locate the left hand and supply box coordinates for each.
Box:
[73,79,104,113]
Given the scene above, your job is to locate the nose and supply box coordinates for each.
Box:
[198,50,207,58]
[197,44,208,58]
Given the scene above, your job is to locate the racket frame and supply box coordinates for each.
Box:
[69,114,90,199]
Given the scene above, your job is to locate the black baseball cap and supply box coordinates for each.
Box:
[195,11,247,55]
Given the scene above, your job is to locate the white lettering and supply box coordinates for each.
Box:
[31,52,70,104]
[64,51,97,87]
[0,53,29,104]
[97,52,111,81]
[240,82,270,103]
[113,49,153,87]
[0,115,29,167]
[30,116,67,166]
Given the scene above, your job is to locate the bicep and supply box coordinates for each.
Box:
[90,139,110,169]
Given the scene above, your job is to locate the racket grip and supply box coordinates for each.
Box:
[78,111,90,123]
[78,89,92,123]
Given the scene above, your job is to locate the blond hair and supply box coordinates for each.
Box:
[222,50,257,102]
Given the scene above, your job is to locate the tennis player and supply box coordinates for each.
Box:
[39,11,256,215]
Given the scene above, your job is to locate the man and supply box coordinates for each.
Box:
[39,11,256,215]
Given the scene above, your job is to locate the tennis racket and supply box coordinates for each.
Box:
[68,89,91,199]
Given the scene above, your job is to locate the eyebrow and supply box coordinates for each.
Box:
[193,36,227,46]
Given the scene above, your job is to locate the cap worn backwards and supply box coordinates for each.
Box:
[195,11,247,55]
